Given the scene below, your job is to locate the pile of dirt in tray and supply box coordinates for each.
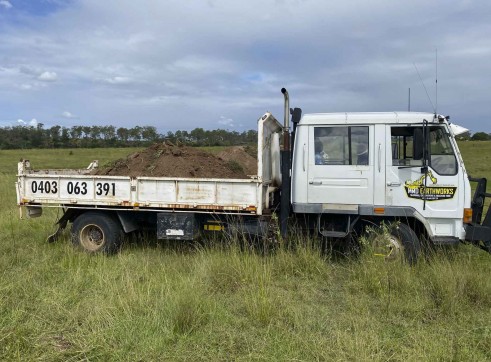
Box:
[216,146,257,176]
[92,143,254,179]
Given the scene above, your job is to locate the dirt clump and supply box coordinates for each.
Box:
[216,146,257,175]
[92,142,254,179]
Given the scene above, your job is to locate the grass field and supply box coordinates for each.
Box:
[1,142,491,361]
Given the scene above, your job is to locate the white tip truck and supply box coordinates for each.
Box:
[16,89,491,261]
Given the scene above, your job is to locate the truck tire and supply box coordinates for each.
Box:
[371,223,420,264]
[71,212,123,254]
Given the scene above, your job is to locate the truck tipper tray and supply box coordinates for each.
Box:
[16,113,283,217]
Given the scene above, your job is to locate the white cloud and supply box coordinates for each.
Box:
[19,84,33,90]
[218,116,234,127]
[38,71,58,82]
[14,82,49,91]
[17,118,39,127]
[100,76,132,85]
[61,111,77,118]
[0,1,12,9]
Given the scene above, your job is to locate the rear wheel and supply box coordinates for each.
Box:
[71,212,123,254]
[370,223,420,264]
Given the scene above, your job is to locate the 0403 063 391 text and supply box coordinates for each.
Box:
[29,181,116,196]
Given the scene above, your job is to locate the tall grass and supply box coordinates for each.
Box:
[1,144,491,360]
[2,228,490,360]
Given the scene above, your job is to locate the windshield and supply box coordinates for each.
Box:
[429,126,458,175]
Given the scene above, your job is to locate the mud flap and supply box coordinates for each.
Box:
[466,177,491,253]
[465,224,491,253]
[46,208,77,243]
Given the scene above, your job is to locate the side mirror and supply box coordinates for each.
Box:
[291,108,302,124]
[413,128,423,160]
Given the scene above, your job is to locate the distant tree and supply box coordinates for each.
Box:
[117,127,129,144]
[31,124,45,148]
[190,128,206,145]
[174,130,187,143]
[70,126,83,147]
[49,125,62,148]
[471,132,491,141]
[97,125,115,146]
[81,126,91,138]
[129,126,142,142]
[0,123,259,149]
[61,127,70,147]
[165,131,175,143]
[141,126,158,142]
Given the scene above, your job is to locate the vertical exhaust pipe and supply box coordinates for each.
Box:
[279,88,291,239]
[281,88,290,151]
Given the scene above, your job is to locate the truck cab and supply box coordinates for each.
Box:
[291,112,471,245]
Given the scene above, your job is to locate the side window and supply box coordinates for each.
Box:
[391,127,423,166]
[314,126,369,165]
[391,126,457,175]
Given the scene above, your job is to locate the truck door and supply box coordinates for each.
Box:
[307,124,385,206]
[385,125,463,238]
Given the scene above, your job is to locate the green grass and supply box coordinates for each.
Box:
[1,143,491,360]
[459,141,491,214]
[459,141,491,181]
[0,148,143,173]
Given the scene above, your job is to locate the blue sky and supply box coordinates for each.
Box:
[1,0,491,133]
[0,0,67,17]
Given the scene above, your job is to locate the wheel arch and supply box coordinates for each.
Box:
[59,208,135,233]
[359,215,428,238]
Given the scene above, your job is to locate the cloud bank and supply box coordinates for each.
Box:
[0,0,490,132]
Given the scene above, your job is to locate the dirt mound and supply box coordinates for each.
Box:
[216,146,257,175]
[92,143,253,179]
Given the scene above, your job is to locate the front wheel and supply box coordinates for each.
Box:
[370,223,420,264]
[71,212,123,254]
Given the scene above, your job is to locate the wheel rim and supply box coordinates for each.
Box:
[79,224,105,251]
[372,234,403,261]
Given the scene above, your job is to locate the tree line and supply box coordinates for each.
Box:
[465,132,491,141]
[1,123,488,149]
[0,124,258,149]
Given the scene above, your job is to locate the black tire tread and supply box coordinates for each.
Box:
[390,223,421,264]
[71,212,123,254]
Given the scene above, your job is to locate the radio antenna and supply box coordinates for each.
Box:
[408,88,411,111]
[414,62,436,113]
[435,48,438,115]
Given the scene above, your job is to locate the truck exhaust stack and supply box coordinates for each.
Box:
[281,88,290,151]
[280,88,292,238]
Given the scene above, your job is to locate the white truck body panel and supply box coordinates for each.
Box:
[292,112,470,240]
[17,173,262,213]
[304,123,386,206]
[16,113,283,216]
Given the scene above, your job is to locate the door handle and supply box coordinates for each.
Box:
[303,143,306,171]
[378,143,381,173]
[387,182,401,187]
[309,180,322,185]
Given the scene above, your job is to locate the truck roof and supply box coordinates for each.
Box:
[299,112,443,126]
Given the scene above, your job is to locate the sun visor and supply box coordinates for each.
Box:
[449,123,469,136]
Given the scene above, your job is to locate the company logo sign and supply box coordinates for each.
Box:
[404,170,456,201]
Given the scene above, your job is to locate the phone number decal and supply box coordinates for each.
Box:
[30,181,116,196]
